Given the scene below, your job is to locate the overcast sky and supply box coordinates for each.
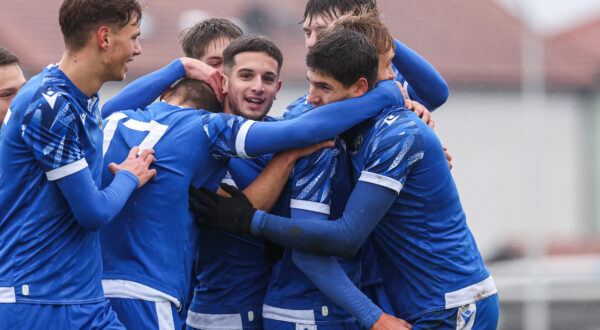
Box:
[495,0,600,34]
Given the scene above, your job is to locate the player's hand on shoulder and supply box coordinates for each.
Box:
[275,140,336,164]
[405,100,434,130]
[180,57,224,103]
[370,312,412,330]
[188,183,256,235]
[108,146,157,188]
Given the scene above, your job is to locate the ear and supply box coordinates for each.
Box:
[160,87,172,101]
[274,80,282,100]
[96,26,111,51]
[352,77,369,98]
[221,74,229,95]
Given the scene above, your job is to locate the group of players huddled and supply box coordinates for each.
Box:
[0,0,499,329]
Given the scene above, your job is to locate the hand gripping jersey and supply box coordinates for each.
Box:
[0,65,106,303]
[100,102,250,309]
[263,139,359,326]
[344,106,496,320]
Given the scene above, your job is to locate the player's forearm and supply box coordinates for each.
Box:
[251,182,397,258]
[289,208,383,327]
[292,250,383,328]
[244,80,403,157]
[102,59,186,118]
[243,152,296,212]
[57,169,139,231]
[392,39,448,111]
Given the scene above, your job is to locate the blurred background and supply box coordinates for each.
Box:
[2,0,600,328]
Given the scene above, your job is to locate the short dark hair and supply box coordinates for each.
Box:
[180,18,243,59]
[302,0,377,24]
[169,78,222,113]
[307,29,378,90]
[321,8,393,56]
[0,47,20,66]
[59,0,142,51]
[223,35,283,75]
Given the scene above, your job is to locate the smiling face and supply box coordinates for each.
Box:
[223,51,281,121]
[0,63,26,124]
[103,18,142,81]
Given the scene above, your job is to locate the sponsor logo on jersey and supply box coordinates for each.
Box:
[384,114,399,126]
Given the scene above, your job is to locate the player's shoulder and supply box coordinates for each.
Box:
[294,140,342,175]
[373,106,420,135]
[283,93,314,120]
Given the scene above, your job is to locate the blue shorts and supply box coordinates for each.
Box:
[185,303,264,329]
[411,294,499,330]
[0,299,125,329]
[109,297,181,330]
[263,318,361,330]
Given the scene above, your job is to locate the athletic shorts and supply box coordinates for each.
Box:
[0,299,125,329]
[109,297,181,330]
[411,294,500,330]
[185,308,263,329]
[263,318,361,330]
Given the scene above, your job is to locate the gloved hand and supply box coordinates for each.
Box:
[189,183,256,235]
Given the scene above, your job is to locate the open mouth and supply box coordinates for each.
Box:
[245,96,265,108]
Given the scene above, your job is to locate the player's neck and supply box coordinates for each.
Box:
[58,49,105,97]
[223,100,234,116]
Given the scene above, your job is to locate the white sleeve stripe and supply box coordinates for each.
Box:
[358,171,403,194]
[236,120,255,159]
[45,158,88,181]
[290,199,331,215]
[3,108,12,125]
[0,287,16,303]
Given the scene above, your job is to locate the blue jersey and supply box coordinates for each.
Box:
[190,116,279,329]
[344,106,493,320]
[264,139,357,325]
[100,102,249,309]
[0,65,106,303]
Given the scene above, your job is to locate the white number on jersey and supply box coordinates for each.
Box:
[103,113,169,156]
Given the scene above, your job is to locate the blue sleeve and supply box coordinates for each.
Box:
[290,209,383,328]
[102,59,186,118]
[251,181,397,258]
[245,80,403,157]
[56,168,139,231]
[392,39,449,111]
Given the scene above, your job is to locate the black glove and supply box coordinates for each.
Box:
[189,183,256,235]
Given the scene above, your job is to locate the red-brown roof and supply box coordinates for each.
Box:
[1,0,599,90]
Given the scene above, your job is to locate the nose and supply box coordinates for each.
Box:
[251,76,265,94]
[306,88,319,105]
[133,39,142,56]
[306,33,317,49]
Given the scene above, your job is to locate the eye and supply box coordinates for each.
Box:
[207,60,221,68]
[240,73,252,80]
[263,76,276,83]
[0,91,15,98]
